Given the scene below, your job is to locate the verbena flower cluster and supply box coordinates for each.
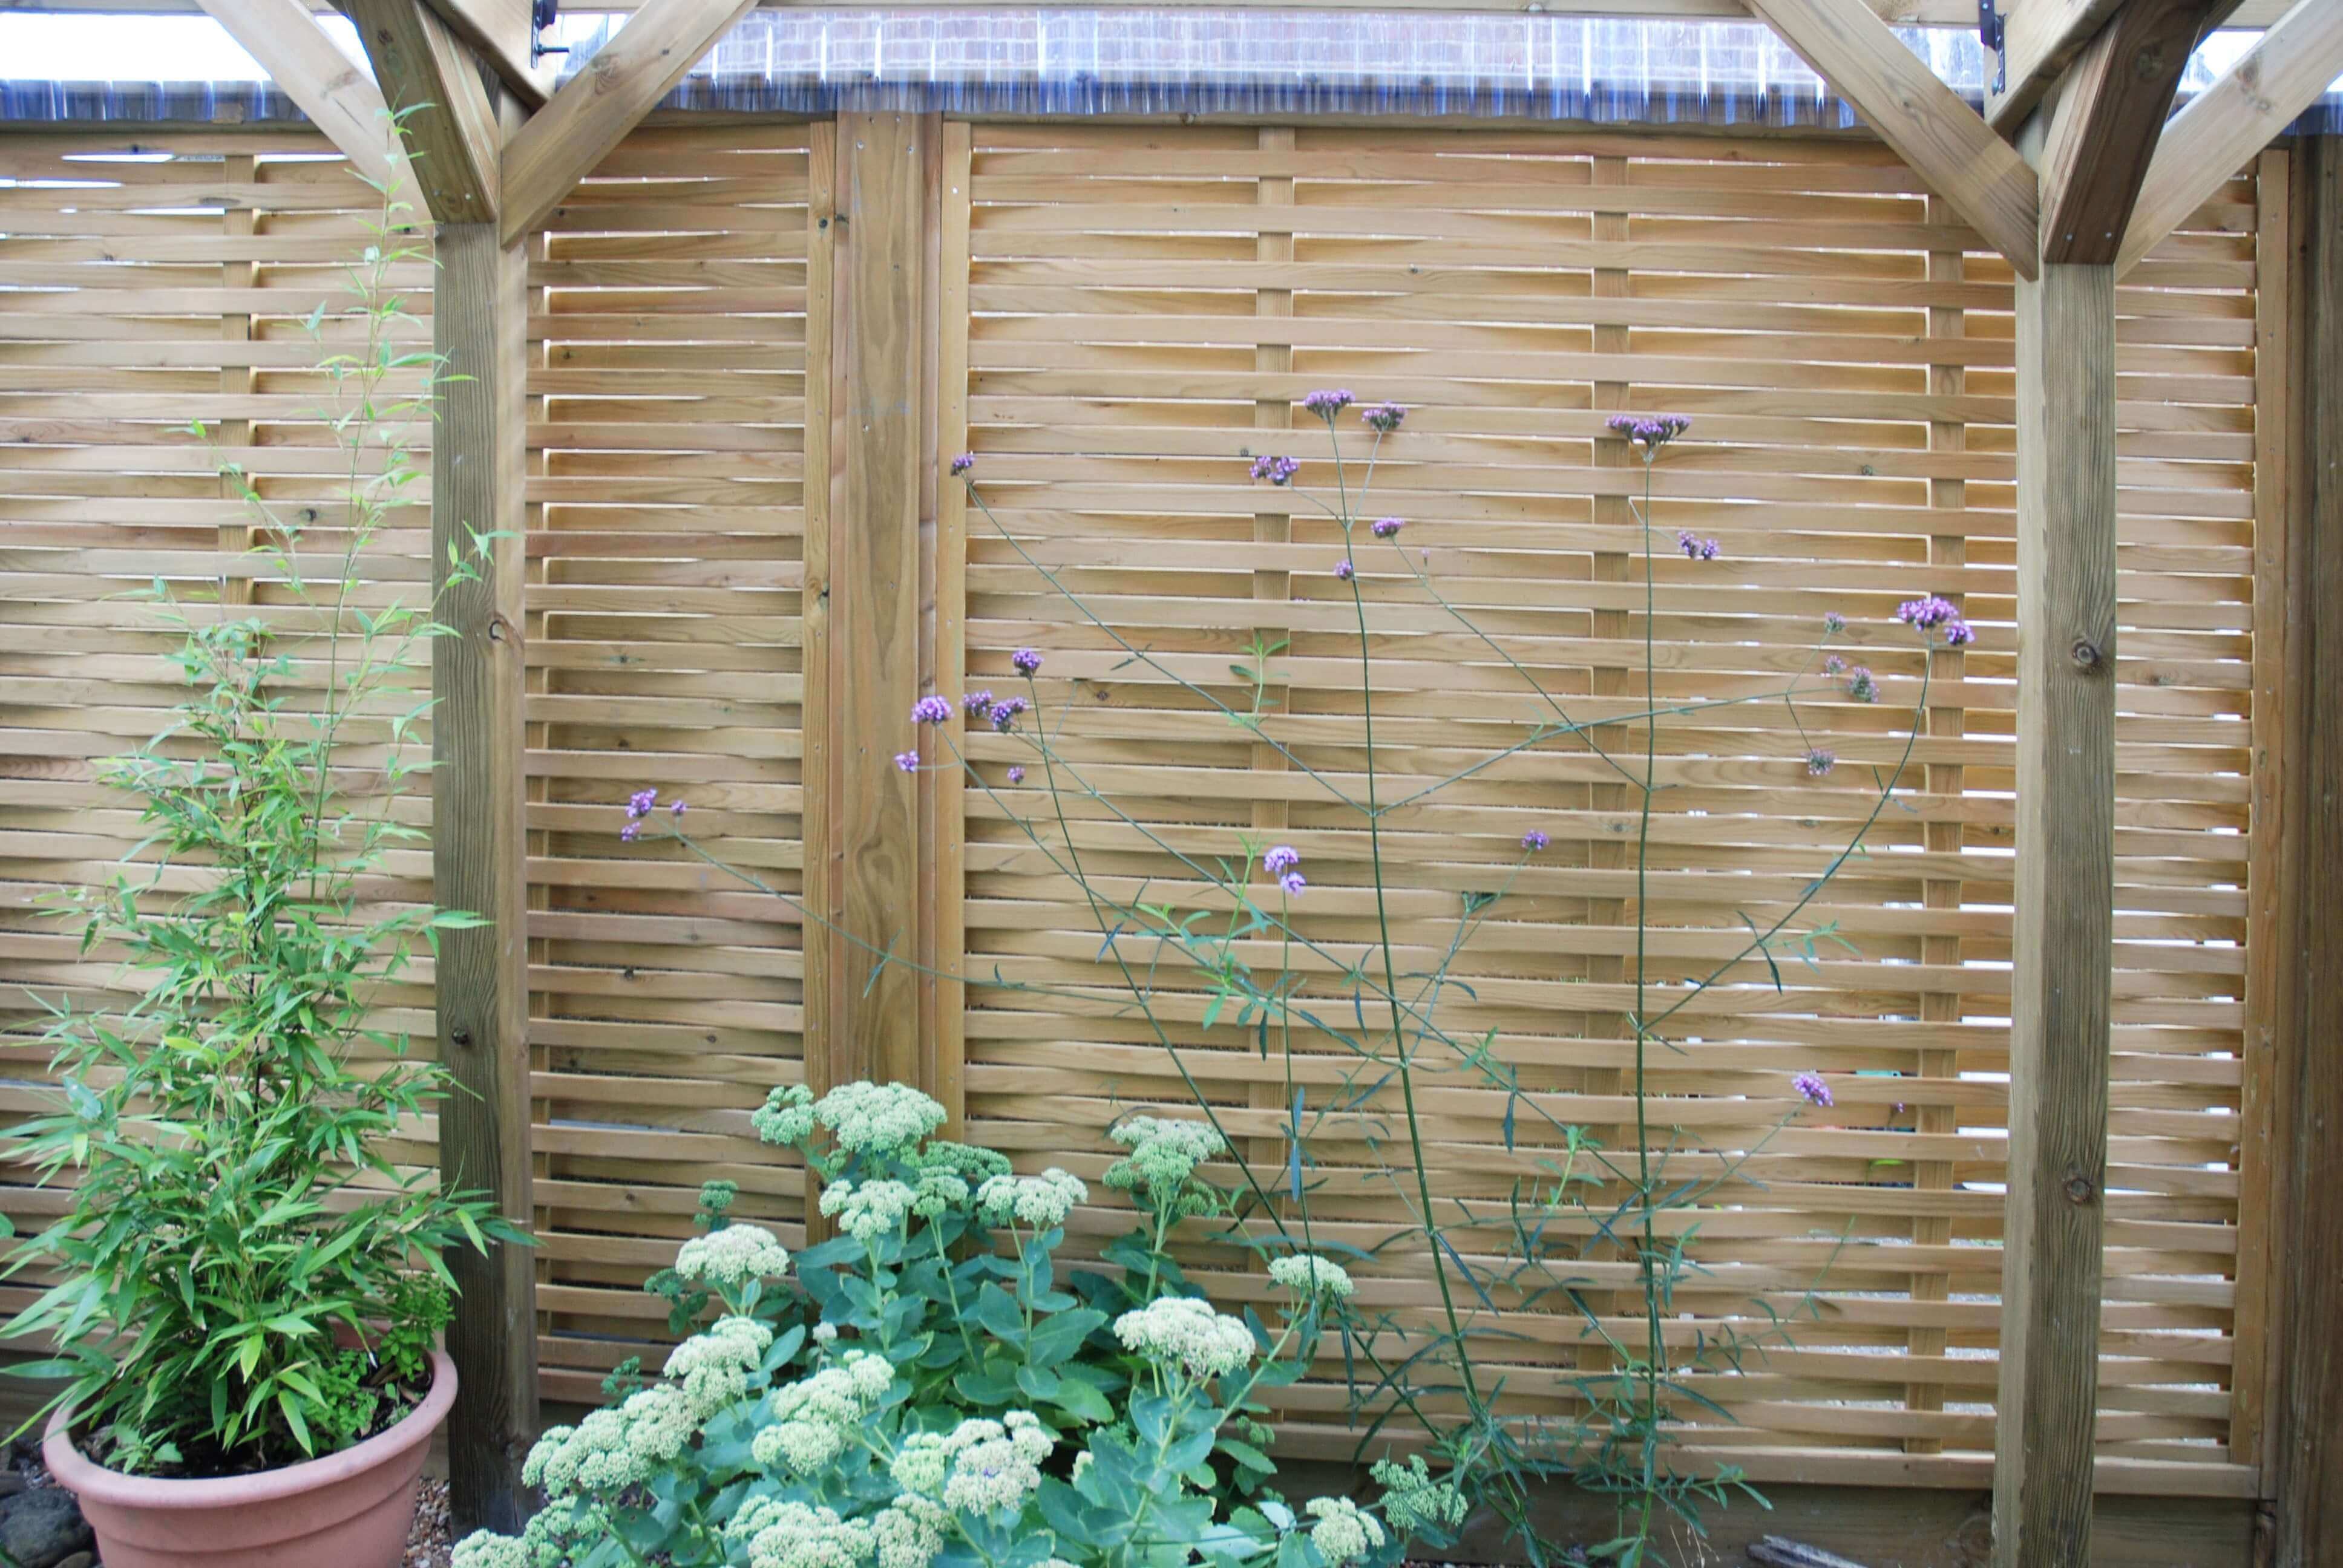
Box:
[1250,454,1301,485]
[1606,411,1692,451]
[1676,528,1721,561]
[1793,1071,1834,1108]
[1302,388,1354,417]
[1896,592,1976,647]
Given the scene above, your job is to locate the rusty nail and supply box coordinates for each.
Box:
[2064,1173,2097,1204]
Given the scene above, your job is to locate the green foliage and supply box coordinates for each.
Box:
[2,167,523,1477]
[455,1085,1459,1568]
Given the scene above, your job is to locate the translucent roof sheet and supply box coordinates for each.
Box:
[2,8,2336,132]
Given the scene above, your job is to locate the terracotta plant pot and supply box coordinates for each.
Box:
[43,1348,456,1568]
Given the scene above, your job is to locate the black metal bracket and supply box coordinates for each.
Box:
[1979,0,2007,95]
[531,0,568,64]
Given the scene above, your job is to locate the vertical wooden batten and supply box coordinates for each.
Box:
[1994,256,2119,1568]
[2270,131,2343,1568]
[430,218,539,1532]
[808,113,935,1103]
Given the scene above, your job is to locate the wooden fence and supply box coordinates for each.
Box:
[0,117,2291,1519]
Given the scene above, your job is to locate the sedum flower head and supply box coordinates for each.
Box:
[673,1223,791,1290]
[453,1534,528,1568]
[914,1167,970,1218]
[1305,1496,1388,1567]
[936,1411,1052,1514]
[822,1177,919,1241]
[919,1138,1013,1185]
[816,1081,949,1155]
[525,1407,643,1495]
[730,1498,877,1568]
[873,1498,948,1568]
[752,1083,818,1146]
[753,1351,895,1475]
[616,1385,698,1466]
[1371,1455,1469,1537]
[1114,1296,1257,1381]
[1104,1115,1226,1201]
[1269,1251,1356,1301]
[663,1314,772,1414]
[976,1168,1087,1229]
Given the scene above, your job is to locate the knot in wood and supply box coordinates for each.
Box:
[2064,1172,2097,1205]
[450,1026,473,1048]
[2069,638,2102,670]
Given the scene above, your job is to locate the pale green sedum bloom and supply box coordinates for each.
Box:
[821,1177,919,1241]
[729,1498,877,1568]
[975,1167,1087,1229]
[1113,1295,1257,1380]
[1268,1252,1356,1302]
[814,1080,949,1155]
[752,1083,818,1146]
[1305,1495,1388,1567]
[752,1350,896,1475]
[673,1223,791,1289]
[451,1534,526,1568]
[664,1313,773,1414]
[937,1410,1053,1514]
[1104,1115,1226,1194]
[1370,1454,1469,1537]
[872,1495,949,1568]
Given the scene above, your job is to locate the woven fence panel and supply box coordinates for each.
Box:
[0,132,442,1315]
[953,124,2261,1493]
[520,123,818,1406]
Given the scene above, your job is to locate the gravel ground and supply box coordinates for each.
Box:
[405,1475,454,1568]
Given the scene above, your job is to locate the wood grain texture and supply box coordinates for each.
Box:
[431,220,539,1533]
[340,0,501,224]
[417,0,553,106]
[2271,130,2343,1568]
[193,0,404,194]
[1985,0,2128,132]
[2117,0,2343,276]
[1994,261,2117,1568]
[821,112,927,1094]
[496,0,755,245]
[2036,0,2209,266]
[1743,0,2042,276]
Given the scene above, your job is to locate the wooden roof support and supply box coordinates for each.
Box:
[498,0,757,246]
[192,0,406,194]
[341,0,502,223]
[2118,0,2343,275]
[1742,0,2042,278]
[2035,0,2214,263]
[416,0,554,106]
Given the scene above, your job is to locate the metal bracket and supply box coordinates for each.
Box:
[530,0,567,64]
[1979,0,2007,94]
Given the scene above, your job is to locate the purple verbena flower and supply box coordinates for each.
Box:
[1301,389,1354,418]
[894,750,920,774]
[670,800,687,817]
[1521,829,1550,852]
[1792,1071,1833,1109]
[1250,454,1301,486]
[1263,844,1301,877]
[1942,618,1976,647]
[1806,749,1837,777]
[962,689,995,717]
[1011,648,1044,677]
[1007,766,1025,785]
[911,696,953,725]
[949,453,975,477]
[1676,530,1720,561]
[1822,653,1846,676]
[620,820,641,843]
[1279,871,1307,898]
[1824,611,1847,635]
[1334,558,1355,581]
[1896,594,1960,632]
[1607,413,1693,452]
[1845,667,1878,704]
[1371,517,1403,540]
[1361,402,1407,434]
[990,697,1029,732]
[627,786,658,820]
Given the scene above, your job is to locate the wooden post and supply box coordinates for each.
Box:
[432,219,539,1532]
[2270,132,2343,1568]
[808,112,933,1099]
[1993,257,2117,1568]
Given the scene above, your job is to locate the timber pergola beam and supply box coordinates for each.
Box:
[193,0,407,194]
[2118,0,2343,274]
[1740,0,2042,277]
[497,0,757,244]
[342,0,502,223]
